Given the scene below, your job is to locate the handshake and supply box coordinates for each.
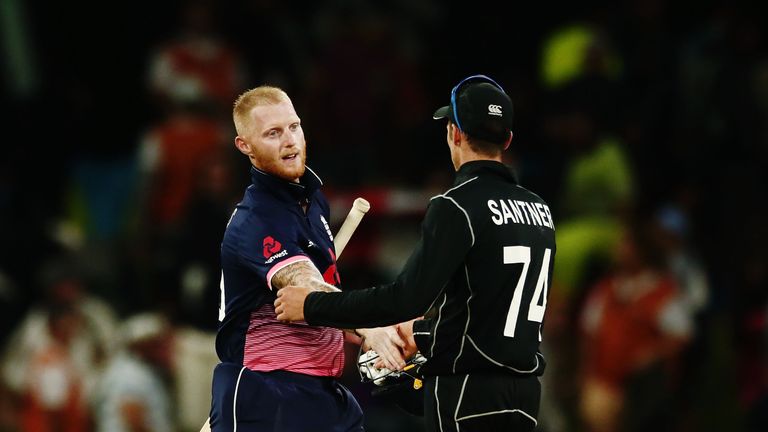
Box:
[353,319,425,385]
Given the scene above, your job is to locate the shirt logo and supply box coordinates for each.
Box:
[488,104,503,116]
[263,236,283,258]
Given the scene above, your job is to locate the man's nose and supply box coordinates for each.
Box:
[283,132,297,146]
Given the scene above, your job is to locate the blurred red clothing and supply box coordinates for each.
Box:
[20,343,89,432]
[149,38,243,110]
[140,115,228,227]
[580,270,683,387]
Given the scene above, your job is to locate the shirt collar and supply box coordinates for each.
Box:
[454,160,518,185]
[250,165,323,202]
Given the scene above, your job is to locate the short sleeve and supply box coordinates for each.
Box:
[236,214,310,290]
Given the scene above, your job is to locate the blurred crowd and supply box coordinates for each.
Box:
[1,0,767,431]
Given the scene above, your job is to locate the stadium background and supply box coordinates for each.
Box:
[1,0,766,431]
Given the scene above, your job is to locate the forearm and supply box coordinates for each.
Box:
[304,281,429,328]
[272,260,340,293]
[302,198,472,329]
[305,240,465,328]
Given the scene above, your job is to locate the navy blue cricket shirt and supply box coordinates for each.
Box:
[215,166,345,376]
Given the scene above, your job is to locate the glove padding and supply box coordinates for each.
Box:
[358,349,395,385]
[358,350,428,417]
[358,350,427,386]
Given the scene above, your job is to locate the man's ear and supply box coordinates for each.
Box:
[235,136,251,156]
[503,131,513,151]
[450,124,464,147]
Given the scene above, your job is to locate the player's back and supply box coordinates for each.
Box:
[428,161,556,376]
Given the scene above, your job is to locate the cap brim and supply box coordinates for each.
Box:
[432,105,451,120]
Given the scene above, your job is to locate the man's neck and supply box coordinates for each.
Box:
[251,163,301,183]
[456,151,502,170]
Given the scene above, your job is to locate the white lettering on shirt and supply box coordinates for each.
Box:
[488,200,503,225]
[487,199,555,230]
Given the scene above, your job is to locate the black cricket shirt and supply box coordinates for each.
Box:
[304,160,556,377]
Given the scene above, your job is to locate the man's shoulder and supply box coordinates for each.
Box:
[224,197,297,242]
[512,184,551,207]
[430,176,481,208]
[436,173,537,204]
[310,188,330,207]
[236,186,296,217]
[433,176,555,228]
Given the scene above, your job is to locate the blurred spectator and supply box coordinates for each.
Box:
[16,304,91,431]
[0,257,117,431]
[94,312,175,432]
[650,200,716,429]
[135,102,231,233]
[540,22,622,91]
[652,203,709,324]
[578,221,691,432]
[134,0,241,315]
[146,0,246,116]
[132,103,231,313]
[172,326,218,432]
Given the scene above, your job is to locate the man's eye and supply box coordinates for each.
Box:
[268,130,279,138]
[289,123,299,131]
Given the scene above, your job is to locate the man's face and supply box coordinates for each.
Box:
[240,99,306,182]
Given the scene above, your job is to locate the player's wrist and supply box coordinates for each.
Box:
[341,328,365,337]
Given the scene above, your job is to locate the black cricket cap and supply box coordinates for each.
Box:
[433,75,514,144]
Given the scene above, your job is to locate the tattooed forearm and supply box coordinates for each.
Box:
[271,260,340,292]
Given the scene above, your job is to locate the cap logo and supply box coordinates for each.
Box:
[488,104,503,116]
[450,74,506,132]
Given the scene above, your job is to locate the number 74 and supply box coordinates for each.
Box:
[503,246,552,340]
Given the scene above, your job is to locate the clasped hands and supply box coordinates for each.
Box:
[275,286,418,371]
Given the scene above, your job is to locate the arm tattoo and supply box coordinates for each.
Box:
[271,260,340,293]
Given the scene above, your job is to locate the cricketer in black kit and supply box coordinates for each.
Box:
[275,75,556,432]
